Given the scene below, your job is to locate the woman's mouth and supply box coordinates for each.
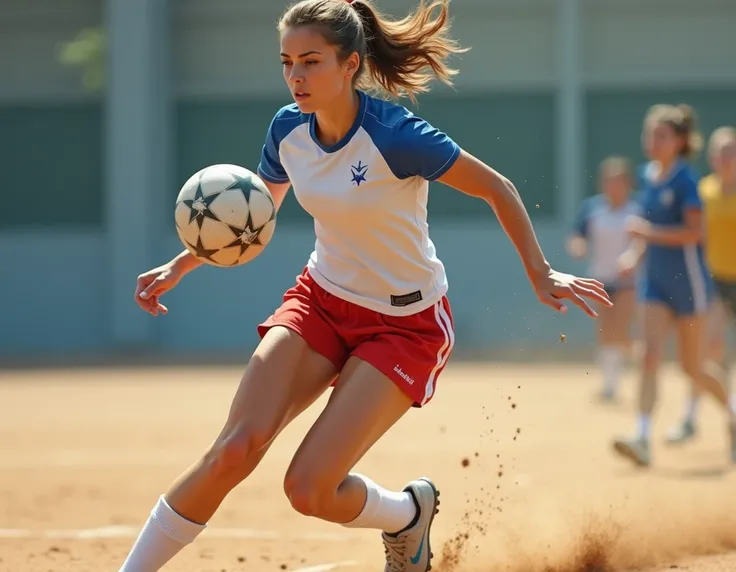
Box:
[294,91,311,101]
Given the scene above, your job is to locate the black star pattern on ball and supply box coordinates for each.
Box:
[220,173,276,262]
[226,174,276,213]
[182,178,220,229]
[225,173,257,202]
[187,235,219,263]
[224,224,263,261]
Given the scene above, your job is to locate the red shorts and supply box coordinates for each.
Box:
[257,269,455,407]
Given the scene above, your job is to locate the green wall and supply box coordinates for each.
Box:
[174,92,557,223]
[0,93,555,231]
[5,89,736,230]
[0,103,103,229]
[584,88,736,196]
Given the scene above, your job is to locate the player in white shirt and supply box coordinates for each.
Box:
[122,1,610,571]
[567,157,641,401]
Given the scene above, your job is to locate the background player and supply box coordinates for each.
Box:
[567,156,641,401]
[666,126,736,444]
[611,104,736,467]
[119,1,610,571]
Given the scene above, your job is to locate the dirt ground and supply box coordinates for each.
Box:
[1,362,735,572]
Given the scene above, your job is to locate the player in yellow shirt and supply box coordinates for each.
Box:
[667,126,736,444]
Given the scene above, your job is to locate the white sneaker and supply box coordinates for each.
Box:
[612,436,650,467]
[381,477,440,572]
[664,419,697,445]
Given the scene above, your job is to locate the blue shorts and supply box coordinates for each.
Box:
[639,271,713,316]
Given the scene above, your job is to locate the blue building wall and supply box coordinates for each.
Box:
[0,222,593,359]
[2,0,736,361]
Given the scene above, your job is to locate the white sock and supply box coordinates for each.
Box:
[340,474,418,534]
[685,396,700,424]
[637,415,651,441]
[598,346,623,394]
[119,496,206,572]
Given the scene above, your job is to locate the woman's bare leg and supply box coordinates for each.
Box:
[675,314,733,414]
[674,311,736,461]
[283,356,439,572]
[118,327,337,572]
[666,299,727,444]
[612,303,672,466]
[596,288,637,400]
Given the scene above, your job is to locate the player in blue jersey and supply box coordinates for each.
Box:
[612,104,736,467]
[665,127,736,445]
[120,1,610,570]
[567,156,641,401]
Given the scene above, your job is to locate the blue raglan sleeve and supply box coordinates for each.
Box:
[387,115,461,181]
[257,114,290,184]
[679,168,702,211]
[572,197,593,238]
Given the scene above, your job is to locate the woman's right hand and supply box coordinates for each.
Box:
[616,251,638,281]
[134,263,183,316]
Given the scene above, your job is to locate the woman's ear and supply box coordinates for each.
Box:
[345,52,360,78]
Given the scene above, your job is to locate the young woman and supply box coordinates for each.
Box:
[120,1,609,570]
[612,105,736,467]
[567,156,641,401]
[665,126,736,445]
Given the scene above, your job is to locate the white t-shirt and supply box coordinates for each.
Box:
[257,90,461,316]
[573,194,642,286]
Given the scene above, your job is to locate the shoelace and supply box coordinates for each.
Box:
[383,534,408,572]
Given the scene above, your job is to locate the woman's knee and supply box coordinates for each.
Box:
[283,463,337,518]
[203,423,278,482]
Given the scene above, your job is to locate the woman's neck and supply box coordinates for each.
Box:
[313,90,360,146]
[606,195,627,209]
[653,157,679,182]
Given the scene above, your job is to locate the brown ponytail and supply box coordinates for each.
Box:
[279,0,469,103]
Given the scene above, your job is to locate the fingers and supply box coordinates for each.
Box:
[539,292,568,315]
[576,277,606,290]
[547,287,598,318]
[134,277,169,317]
[568,277,613,307]
[566,291,598,318]
[571,281,612,307]
[137,294,161,316]
[140,276,168,300]
[141,298,168,317]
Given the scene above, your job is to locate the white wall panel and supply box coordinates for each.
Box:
[0,0,102,100]
[172,0,557,97]
[583,0,736,86]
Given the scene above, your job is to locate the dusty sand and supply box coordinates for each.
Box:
[1,362,734,571]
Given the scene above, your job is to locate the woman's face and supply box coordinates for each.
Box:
[279,25,357,114]
[643,120,682,163]
[601,172,631,206]
[710,139,736,181]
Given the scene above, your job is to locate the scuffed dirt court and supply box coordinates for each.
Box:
[1,362,735,571]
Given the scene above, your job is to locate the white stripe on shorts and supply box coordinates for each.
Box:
[422,301,455,405]
[684,245,708,314]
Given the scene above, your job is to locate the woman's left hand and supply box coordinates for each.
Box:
[531,269,612,318]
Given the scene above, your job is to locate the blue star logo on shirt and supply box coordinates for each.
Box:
[350,161,368,186]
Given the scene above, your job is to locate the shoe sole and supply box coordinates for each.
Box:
[612,441,649,467]
[415,477,440,572]
[664,433,695,446]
